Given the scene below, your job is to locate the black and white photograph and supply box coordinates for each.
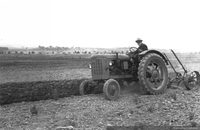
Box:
[0,0,200,129]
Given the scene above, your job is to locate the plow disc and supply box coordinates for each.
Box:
[184,71,200,90]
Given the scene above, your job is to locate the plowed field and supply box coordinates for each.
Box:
[0,54,200,130]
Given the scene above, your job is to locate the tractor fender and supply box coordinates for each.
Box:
[138,49,169,65]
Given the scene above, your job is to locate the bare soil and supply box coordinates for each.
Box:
[0,54,200,130]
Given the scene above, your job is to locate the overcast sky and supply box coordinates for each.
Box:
[0,0,200,51]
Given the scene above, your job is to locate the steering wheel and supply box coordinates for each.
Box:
[129,47,138,53]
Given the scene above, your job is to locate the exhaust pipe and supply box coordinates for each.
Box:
[116,52,120,67]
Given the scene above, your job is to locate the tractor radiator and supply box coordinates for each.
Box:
[91,58,103,76]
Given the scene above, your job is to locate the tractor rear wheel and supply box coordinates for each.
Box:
[79,80,93,95]
[103,79,120,100]
[138,53,168,94]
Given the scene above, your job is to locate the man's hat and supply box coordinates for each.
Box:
[136,38,142,42]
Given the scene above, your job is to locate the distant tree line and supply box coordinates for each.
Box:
[38,45,69,51]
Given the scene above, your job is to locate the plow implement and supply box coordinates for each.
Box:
[164,49,200,90]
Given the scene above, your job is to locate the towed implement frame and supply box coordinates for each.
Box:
[164,49,200,90]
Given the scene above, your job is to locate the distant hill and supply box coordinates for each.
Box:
[0,47,9,51]
[0,47,9,53]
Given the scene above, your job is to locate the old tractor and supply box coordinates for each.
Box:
[79,47,169,100]
[79,47,200,100]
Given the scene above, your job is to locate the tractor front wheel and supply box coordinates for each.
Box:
[103,79,121,100]
[138,53,168,94]
[79,80,93,95]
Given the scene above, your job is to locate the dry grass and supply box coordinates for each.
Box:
[0,54,91,83]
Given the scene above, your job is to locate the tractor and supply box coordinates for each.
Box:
[79,47,200,100]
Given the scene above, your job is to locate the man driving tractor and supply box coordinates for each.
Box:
[131,38,148,81]
[135,38,148,53]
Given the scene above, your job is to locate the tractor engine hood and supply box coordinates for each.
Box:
[90,54,130,60]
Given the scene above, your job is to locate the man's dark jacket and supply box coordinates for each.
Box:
[133,43,148,65]
[137,43,148,53]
